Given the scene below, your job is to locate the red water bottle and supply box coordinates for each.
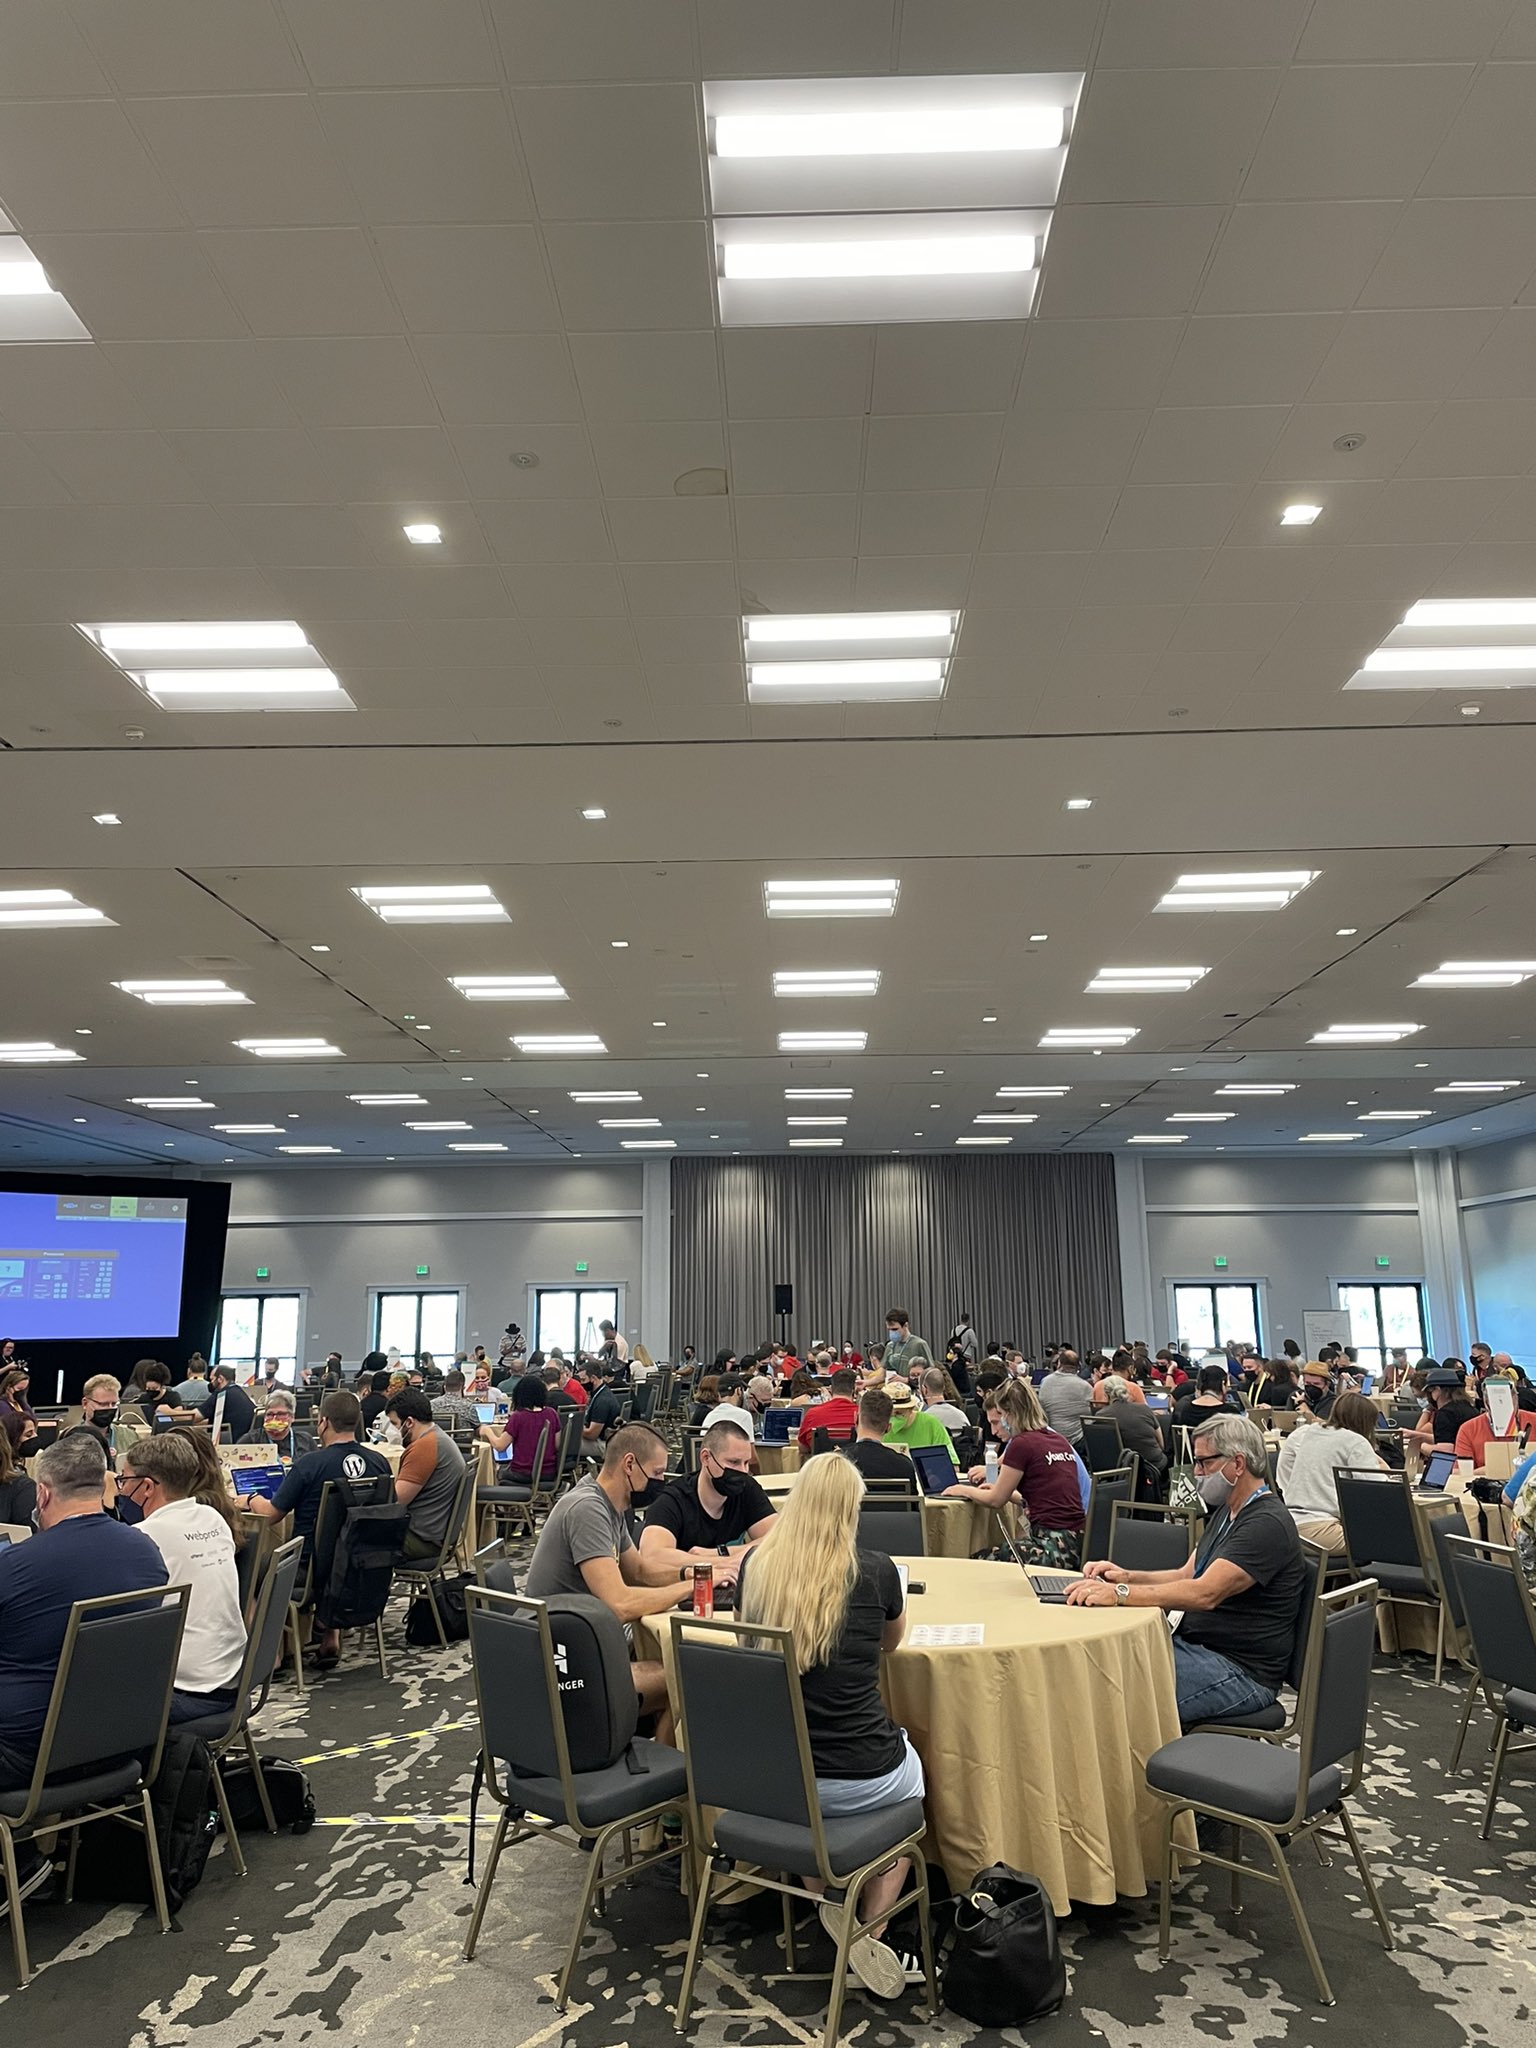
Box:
[692,1564,714,1617]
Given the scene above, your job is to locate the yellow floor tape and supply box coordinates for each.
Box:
[295,1716,478,1766]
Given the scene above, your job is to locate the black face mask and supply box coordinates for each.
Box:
[89,1407,118,1430]
[709,1465,749,1500]
[629,1465,667,1510]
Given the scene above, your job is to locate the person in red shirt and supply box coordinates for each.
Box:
[797,1367,861,1453]
[1454,1373,1522,1468]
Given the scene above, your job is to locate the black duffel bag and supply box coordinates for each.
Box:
[941,1863,1067,2029]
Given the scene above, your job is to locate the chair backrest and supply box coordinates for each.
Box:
[856,1473,920,1503]
[681,1428,704,1476]
[1423,1504,1469,1627]
[550,1405,585,1489]
[1081,1417,1124,1474]
[16,1583,190,1821]
[242,1536,304,1717]
[855,1505,925,1556]
[671,1617,825,1853]
[1335,1471,1423,1571]
[810,1425,853,1457]
[630,1381,657,1424]
[1293,1579,1380,1796]
[1444,1536,1536,1695]
[1107,1500,1196,1572]
[440,1459,478,1555]
[1283,1540,1329,1692]
[1084,1463,1135,1562]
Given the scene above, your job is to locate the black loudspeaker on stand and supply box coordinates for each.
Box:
[773,1282,793,1347]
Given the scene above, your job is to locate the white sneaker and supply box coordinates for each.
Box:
[846,1936,910,2000]
[818,1897,849,1945]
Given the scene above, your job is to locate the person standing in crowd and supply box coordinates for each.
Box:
[946,1312,979,1393]
[208,1362,256,1443]
[880,1310,933,1382]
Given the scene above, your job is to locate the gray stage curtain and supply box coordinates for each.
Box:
[670,1153,1122,1363]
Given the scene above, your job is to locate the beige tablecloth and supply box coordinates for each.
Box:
[756,1467,1003,1559]
[753,1440,803,1477]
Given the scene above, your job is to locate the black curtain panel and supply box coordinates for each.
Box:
[670,1153,1122,1362]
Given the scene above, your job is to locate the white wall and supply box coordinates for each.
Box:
[222,1162,645,1363]
[1457,1134,1536,1370]
[1135,1155,1430,1355]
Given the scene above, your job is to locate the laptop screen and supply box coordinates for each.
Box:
[475,1403,497,1425]
[231,1465,286,1502]
[909,1442,960,1496]
[1419,1447,1456,1493]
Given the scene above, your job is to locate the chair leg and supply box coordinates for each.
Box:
[1480,1718,1512,1840]
[822,1873,859,2048]
[780,1888,797,1974]
[244,1729,279,1836]
[1258,1824,1332,2005]
[1157,1806,1177,1961]
[63,1824,80,1904]
[556,1821,619,2011]
[0,1821,32,1988]
[141,1787,173,1935]
[1229,1824,1243,1913]
[374,1616,388,1679]
[1335,1808,1393,1952]
[913,1854,940,2017]
[674,1852,719,2033]
[1449,1669,1481,1773]
[1433,1603,1446,1688]
[462,1808,510,1961]
[286,1604,306,1695]
[430,1575,449,1652]
[210,1761,247,1878]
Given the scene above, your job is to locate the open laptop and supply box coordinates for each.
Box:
[1418,1446,1457,1494]
[230,1464,286,1504]
[475,1403,498,1426]
[908,1441,961,1496]
[993,1517,1086,1603]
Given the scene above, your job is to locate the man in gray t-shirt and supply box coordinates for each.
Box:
[1037,1351,1094,1445]
[525,1475,633,1598]
[387,1392,467,1558]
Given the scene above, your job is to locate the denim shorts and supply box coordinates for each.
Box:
[815,1733,926,1814]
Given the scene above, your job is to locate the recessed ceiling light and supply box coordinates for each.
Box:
[234,1037,343,1058]
[1310,1024,1422,1044]
[1412,960,1536,988]
[92,812,121,827]
[73,1116,86,1123]
[1029,933,1049,943]
[450,1142,508,1152]
[1088,966,1208,994]
[713,105,1066,158]
[744,608,955,703]
[1299,1133,1364,1142]
[78,619,351,712]
[569,1091,642,1103]
[652,1019,667,1028]
[697,1073,710,1080]
[128,1097,214,1110]
[981,1014,998,1023]
[785,1088,854,1100]
[765,878,900,918]
[353,883,508,924]
[599,1118,661,1129]
[695,1106,707,1112]
[1336,928,1358,937]
[956,1135,1011,1145]
[774,969,881,998]
[720,225,1037,282]
[514,1035,607,1054]
[1357,1110,1433,1121]
[1434,1081,1519,1093]
[113,978,250,1006]
[998,1086,1070,1098]
[973,1113,1037,1124]
[403,522,442,545]
[749,658,948,703]
[1128,1134,1187,1144]
[611,939,629,948]
[778,1031,868,1052]
[405,1120,472,1131]
[622,1139,677,1150]
[930,1104,941,1110]
[1349,600,1536,692]
[1215,1084,1296,1096]
[212,1123,284,1134]
[279,1144,341,1155]
[787,1115,847,1127]
[450,975,568,1001]
[1064,797,1092,811]
[789,1137,844,1147]
[310,943,331,953]
[748,611,954,646]
[1280,503,1322,526]
[1166,1113,1235,1122]
[0,888,114,929]
[1157,870,1316,912]
[348,1093,428,1106]
[932,1070,944,1076]
[582,808,607,821]
[75,1028,91,1035]
[1039,1027,1138,1048]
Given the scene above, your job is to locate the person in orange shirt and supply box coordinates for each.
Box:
[1453,1370,1523,1469]
[1090,1351,1147,1406]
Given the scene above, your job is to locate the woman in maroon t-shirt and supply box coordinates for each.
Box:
[944,1379,1086,1567]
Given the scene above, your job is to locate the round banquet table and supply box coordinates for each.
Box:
[756,1466,1005,1559]
[752,1439,803,1477]
[884,1556,1191,1914]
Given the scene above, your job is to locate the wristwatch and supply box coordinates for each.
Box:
[1114,1581,1131,1605]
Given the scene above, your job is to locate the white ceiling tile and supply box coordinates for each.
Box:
[569,332,720,422]
[1100,0,1309,65]
[728,417,864,495]
[265,338,436,429]
[1470,478,1536,542]
[0,99,181,230]
[1303,543,1462,601]
[1263,401,1441,480]
[869,324,1026,414]
[269,563,517,619]
[982,486,1119,553]
[1131,406,1290,485]
[502,561,627,615]
[731,495,859,558]
[309,428,468,502]
[0,347,149,431]
[1170,602,1298,656]
[372,225,559,332]
[0,503,244,571]
[956,607,1071,661]
[1199,202,1401,312]
[1196,545,1331,604]
[415,334,581,422]
[697,0,897,76]
[1080,549,1217,606]
[402,617,534,665]
[0,0,110,93]
[447,422,598,499]
[479,498,613,563]
[1398,402,1536,480]
[1062,604,1183,658]
[1455,310,1536,398]
[198,228,401,335]
[608,497,733,561]
[162,428,337,505]
[723,329,873,418]
[1430,540,1536,593]
[1040,206,1227,317]
[217,504,376,567]
[280,0,500,85]
[543,222,714,330]
[1359,199,1536,309]
[72,0,303,91]
[512,85,706,220]
[632,615,740,665]
[966,553,1090,608]
[1308,310,1500,402]
[129,94,357,227]
[318,90,533,224]
[520,614,637,663]
[857,490,987,557]
[1242,64,1474,201]
[101,342,298,429]
[1495,7,1536,57]
[1345,476,1519,545]
[1298,0,1513,61]
[898,0,1096,68]
[1106,485,1246,550]
[1162,314,1339,404]
[619,561,741,614]
[1019,318,1182,409]
[487,0,695,82]
[589,421,726,496]
[1064,68,1282,205]
[863,414,1004,492]
[853,554,977,608]
[1423,63,1536,197]
[0,436,74,505]
[25,231,243,340]
[996,407,1148,488]
[741,556,856,607]
[23,429,202,504]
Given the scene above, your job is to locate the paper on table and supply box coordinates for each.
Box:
[907,1623,984,1647]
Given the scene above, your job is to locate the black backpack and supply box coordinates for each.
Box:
[405,1571,471,1645]
[940,1864,1067,2029]
[217,1756,316,1834]
[316,1499,410,1631]
[71,1731,218,1914]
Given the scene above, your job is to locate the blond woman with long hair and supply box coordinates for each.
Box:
[737,1452,924,2000]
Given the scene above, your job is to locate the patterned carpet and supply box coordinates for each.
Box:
[7,1585,1533,2048]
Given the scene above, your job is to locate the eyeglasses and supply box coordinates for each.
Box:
[1190,1455,1232,1473]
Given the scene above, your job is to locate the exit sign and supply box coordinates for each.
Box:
[575,1260,589,1274]
[1213,1256,1228,1270]
[1376,1256,1390,1269]
[255,1266,269,1281]
[416,1264,430,1277]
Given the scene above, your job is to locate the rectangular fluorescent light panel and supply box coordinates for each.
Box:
[622,1139,677,1150]
[1167,1113,1235,1122]
[234,1038,343,1058]
[569,1091,641,1103]
[113,978,249,1006]
[213,1123,284,1134]
[1157,871,1316,912]
[713,107,1066,158]
[956,1135,1011,1145]
[1357,1111,1433,1121]
[0,1042,83,1063]
[973,1113,1037,1124]
[765,879,899,919]
[748,658,946,704]
[1310,1024,1422,1044]
[778,1031,868,1052]
[0,234,90,340]
[353,883,508,925]
[773,969,880,998]
[1128,1134,1187,1144]
[0,888,113,929]
[748,613,953,647]
[405,1121,472,1131]
[348,1093,428,1106]
[1434,1081,1518,1093]
[129,1098,215,1109]
[279,1145,340,1155]
[1412,961,1536,988]
[998,1086,1070,1098]
[787,1116,847,1127]
[450,975,567,1000]
[1215,1084,1296,1096]
[1348,599,1536,692]
[77,620,352,713]
[1088,966,1207,994]
[722,231,1035,280]
[1039,1027,1138,1047]
[1300,1133,1363,1142]
[514,1035,606,1054]
[790,1137,844,1148]
[599,1118,661,1129]
[785,1088,854,1100]
[450,1142,507,1152]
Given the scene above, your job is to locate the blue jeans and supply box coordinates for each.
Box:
[1172,1637,1277,1729]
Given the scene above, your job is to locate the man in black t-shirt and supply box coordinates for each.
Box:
[637,1420,775,1583]
[208,1363,255,1444]
[1068,1413,1305,1727]
[580,1369,627,1450]
[248,1390,391,1564]
[842,1388,914,1483]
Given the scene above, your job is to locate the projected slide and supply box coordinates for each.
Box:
[0,1191,188,1339]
